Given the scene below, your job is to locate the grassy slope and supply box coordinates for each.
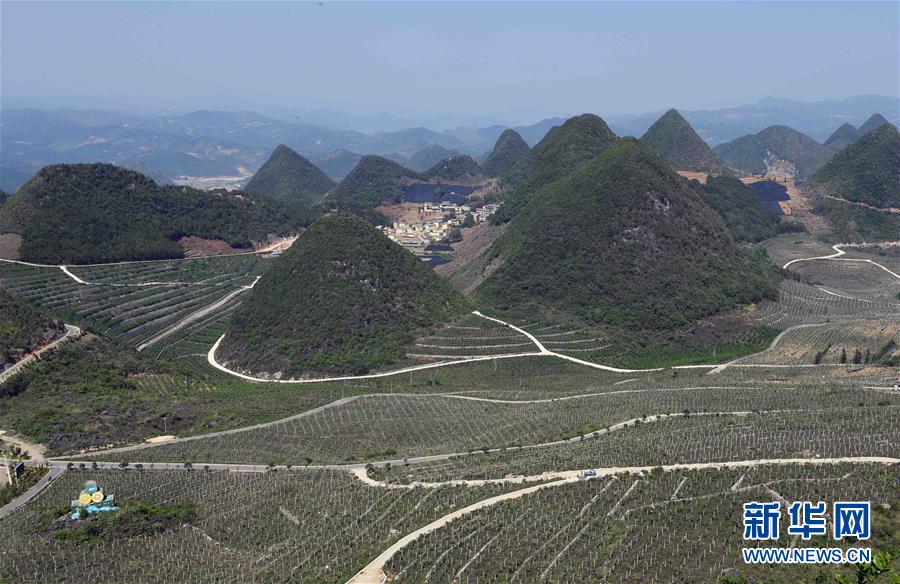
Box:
[815,197,900,243]
[0,335,177,453]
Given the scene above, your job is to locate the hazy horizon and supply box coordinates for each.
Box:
[2,2,898,130]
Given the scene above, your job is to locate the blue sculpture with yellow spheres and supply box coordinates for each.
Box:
[70,480,118,520]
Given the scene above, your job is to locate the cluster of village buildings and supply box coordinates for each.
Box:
[380,202,499,252]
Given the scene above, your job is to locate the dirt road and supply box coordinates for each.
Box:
[0,324,81,386]
[344,456,899,584]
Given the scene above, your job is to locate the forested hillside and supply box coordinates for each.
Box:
[0,289,65,368]
[639,109,727,173]
[824,123,861,151]
[477,139,779,332]
[422,155,483,181]
[326,155,420,209]
[810,123,900,209]
[407,145,459,172]
[219,213,469,376]
[858,113,890,135]
[696,176,780,242]
[243,144,335,205]
[0,164,317,264]
[713,125,832,178]
[480,129,530,179]
[493,114,617,222]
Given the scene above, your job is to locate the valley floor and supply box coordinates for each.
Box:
[0,237,898,583]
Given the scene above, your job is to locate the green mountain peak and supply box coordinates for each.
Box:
[219,212,469,376]
[244,144,335,205]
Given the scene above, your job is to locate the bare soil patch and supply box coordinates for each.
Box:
[178,236,240,258]
[436,222,505,280]
[676,171,708,184]
[468,178,502,201]
[375,203,424,224]
[0,233,22,260]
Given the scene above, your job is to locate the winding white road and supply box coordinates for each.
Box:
[782,243,900,280]
[344,456,899,584]
[205,310,667,385]
[206,331,545,384]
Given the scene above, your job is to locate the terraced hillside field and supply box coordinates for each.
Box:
[384,464,898,584]
[0,468,522,584]
[0,255,265,352]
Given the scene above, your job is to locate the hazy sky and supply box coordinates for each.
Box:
[2,1,898,124]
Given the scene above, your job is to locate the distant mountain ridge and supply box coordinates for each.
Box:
[607,95,899,146]
[309,149,362,181]
[2,96,896,192]
[407,145,459,172]
[244,144,334,205]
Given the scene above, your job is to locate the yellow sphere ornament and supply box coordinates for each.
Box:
[78,493,92,505]
[91,491,104,503]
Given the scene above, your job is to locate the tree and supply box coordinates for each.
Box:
[840,349,847,364]
[852,349,862,364]
[834,551,896,584]
[462,213,476,228]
